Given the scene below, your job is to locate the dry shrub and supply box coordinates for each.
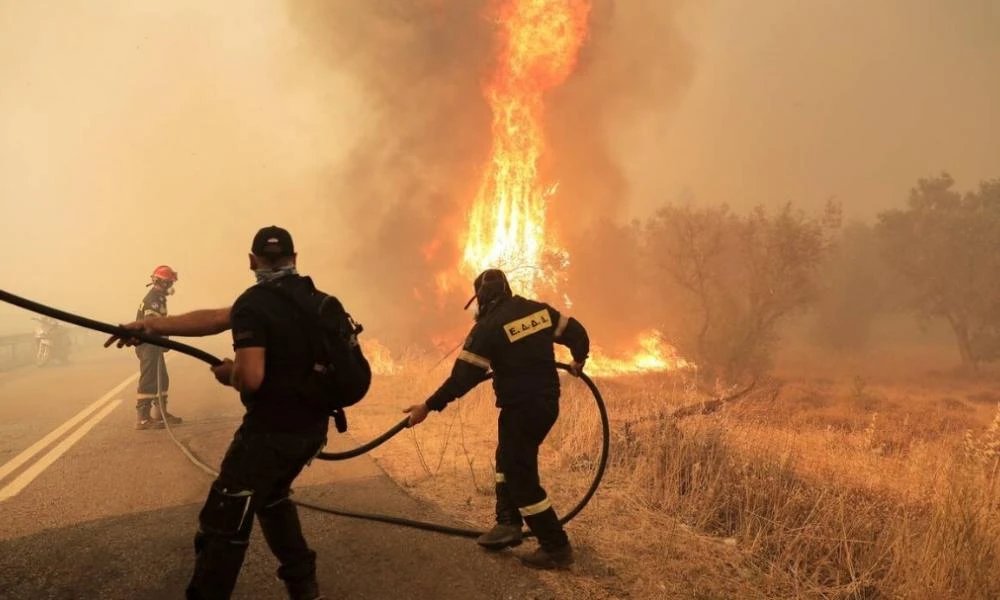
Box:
[940,396,971,412]
[797,388,834,411]
[967,391,1000,405]
[607,398,1000,599]
[350,362,1000,599]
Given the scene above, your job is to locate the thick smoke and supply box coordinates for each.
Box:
[284,1,494,348]
[0,1,368,335]
[553,1,697,345]
[285,0,698,347]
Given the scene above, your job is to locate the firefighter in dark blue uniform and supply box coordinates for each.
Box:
[405,268,590,569]
[135,265,183,430]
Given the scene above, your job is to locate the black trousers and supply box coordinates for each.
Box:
[186,427,326,600]
[494,396,569,550]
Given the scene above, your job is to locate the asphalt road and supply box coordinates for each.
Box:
[0,345,552,600]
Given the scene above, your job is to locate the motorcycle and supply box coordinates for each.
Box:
[33,316,71,367]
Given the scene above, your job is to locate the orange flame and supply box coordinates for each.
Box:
[559,330,697,377]
[460,0,591,297]
[361,338,401,375]
[409,0,692,376]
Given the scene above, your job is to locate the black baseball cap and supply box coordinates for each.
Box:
[251,225,295,257]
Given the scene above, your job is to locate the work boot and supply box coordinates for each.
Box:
[477,524,523,551]
[283,577,324,600]
[518,544,574,570]
[493,481,522,528]
[477,479,524,550]
[151,399,182,425]
[135,403,164,430]
[135,418,164,430]
[522,506,572,569]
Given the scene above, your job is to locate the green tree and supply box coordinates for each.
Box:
[875,173,1000,370]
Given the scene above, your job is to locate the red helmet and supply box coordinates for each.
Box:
[151,265,178,282]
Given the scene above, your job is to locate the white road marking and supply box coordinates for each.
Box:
[0,397,124,501]
[0,372,138,492]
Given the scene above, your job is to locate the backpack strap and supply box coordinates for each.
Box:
[253,278,314,313]
[253,280,353,433]
[253,280,322,342]
[258,281,362,337]
[252,281,329,382]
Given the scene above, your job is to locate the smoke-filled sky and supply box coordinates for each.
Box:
[0,1,367,334]
[1,0,997,338]
[630,0,1000,219]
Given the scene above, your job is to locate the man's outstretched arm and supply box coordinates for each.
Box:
[104,307,232,348]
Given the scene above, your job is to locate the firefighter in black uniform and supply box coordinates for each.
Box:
[108,227,328,599]
[135,265,183,430]
[404,268,590,570]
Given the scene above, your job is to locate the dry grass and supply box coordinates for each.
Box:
[345,352,1000,599]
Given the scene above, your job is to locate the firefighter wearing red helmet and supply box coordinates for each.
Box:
[134,265,182,429]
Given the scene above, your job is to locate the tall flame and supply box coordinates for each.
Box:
[400,0,693,377]
[461,0,591,296]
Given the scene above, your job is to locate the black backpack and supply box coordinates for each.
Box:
[256,277,372,432]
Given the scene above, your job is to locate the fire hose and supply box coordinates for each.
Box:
[0,288,610,540]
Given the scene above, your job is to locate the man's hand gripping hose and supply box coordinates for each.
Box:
[0,288,610,539]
